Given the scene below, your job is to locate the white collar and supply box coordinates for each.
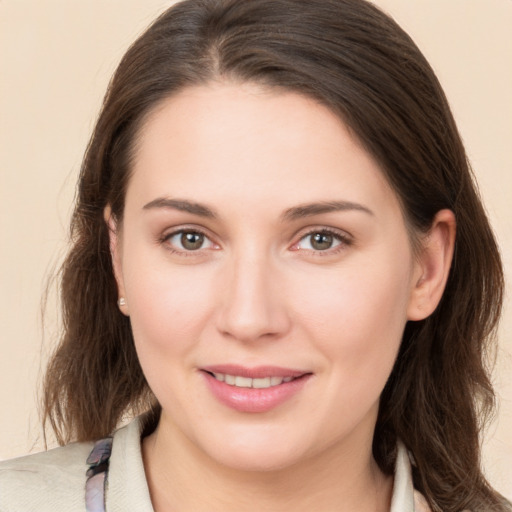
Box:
[390,440,415,511]
[391,440,431,511]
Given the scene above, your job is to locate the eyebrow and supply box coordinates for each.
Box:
[142,197,373,221]
[142,198,217,218]
[281,201,374,221]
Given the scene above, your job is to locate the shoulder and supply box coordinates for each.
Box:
[0,440,93,512]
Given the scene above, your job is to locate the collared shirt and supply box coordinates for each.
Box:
[0,417,430,511]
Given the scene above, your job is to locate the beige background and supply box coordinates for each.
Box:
[1,0,511,500]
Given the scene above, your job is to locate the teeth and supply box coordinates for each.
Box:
[211,373,297,389]
[252,377,271,389]
[235,376,252,388]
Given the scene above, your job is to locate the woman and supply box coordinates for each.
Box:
[0,0,509,510]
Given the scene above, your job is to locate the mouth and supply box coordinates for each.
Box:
[200,365,313,413]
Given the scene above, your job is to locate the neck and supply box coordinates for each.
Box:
[142,417,393,512]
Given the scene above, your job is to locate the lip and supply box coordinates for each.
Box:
[200,365,312,413]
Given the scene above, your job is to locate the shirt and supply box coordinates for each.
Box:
[0,416,430,511]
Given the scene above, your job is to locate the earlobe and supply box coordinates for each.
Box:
[407,209,456,321]
[104,206,129,316]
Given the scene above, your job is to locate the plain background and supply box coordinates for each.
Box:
[1,0,511,500]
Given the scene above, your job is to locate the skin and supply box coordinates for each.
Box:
[107,82,455,511]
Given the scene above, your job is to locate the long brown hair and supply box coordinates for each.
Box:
[43,1,508,510]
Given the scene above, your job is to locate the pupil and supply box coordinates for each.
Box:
[181,232,204,250]
[311,233,333,250]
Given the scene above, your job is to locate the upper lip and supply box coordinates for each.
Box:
[200,364,310,379]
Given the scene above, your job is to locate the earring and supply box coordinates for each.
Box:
[118,297,126,307]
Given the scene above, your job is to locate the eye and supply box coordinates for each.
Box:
[293,229,350,252]
[164,230,216,252]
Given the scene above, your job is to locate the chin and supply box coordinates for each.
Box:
[213,448,302,473]
[200,429,308,473]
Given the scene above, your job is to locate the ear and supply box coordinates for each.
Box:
[104,206,129,316]
[407,209,456,321]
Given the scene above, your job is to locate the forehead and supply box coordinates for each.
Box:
[127,82,401,219]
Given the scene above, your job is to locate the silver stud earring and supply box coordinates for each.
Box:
[118,297,126,307]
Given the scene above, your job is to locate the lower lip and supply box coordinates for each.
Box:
[202,372,311,413]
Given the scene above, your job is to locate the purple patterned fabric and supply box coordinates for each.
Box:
[85,437,113,512]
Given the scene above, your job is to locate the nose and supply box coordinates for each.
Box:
[215,250,291,343]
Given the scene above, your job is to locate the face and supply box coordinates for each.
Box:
[111,82,424,471]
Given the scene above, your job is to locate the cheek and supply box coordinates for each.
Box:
[294,253,412,377]
[122,257,218,414]
[122,249,216,357]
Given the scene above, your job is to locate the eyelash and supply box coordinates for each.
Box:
[159,227,352,256]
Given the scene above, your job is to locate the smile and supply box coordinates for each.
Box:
[209,373,295,388]
[200,365,312,413]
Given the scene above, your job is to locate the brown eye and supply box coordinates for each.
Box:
[294,230,346,252]
[181,232,204,250]
[310,233,334,250]
[165,230,215,253]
